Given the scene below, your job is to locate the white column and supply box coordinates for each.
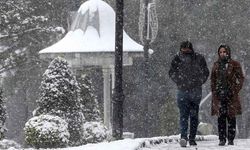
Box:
[102,67,112,131]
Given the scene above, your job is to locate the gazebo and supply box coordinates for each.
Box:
[39,0,144,130]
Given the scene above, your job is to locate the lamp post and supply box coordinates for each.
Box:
[143,0,150,137]
[112,0,124,140]
[139,0,158,137]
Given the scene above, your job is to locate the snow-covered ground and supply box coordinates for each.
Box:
[13,138,145,150]
[4,135,250,150]
[141,139,250,150]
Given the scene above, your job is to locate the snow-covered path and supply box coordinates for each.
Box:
[11,136,249,150]
[140,139,250,150]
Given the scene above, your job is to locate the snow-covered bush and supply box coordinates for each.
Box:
[0,139,21,149]
[61,110,85,146]
[24,114,70,148]
[82,122,108,144]
[78,74,101,122]
[36,57,81,113]
[197,122,213,135]
[33,57,85,146]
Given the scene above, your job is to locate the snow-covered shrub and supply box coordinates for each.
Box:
[24,114,70,148]
[78,74,101,122]
[82,122,108,144]
[197,122,213,135]
[0,139,21,149]
[60,110,85,146]
[36,57,81,113]
[33,57,85,146]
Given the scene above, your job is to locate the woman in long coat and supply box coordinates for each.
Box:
[211,44,244,146]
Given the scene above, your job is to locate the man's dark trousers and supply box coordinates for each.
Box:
[177,87,202,140]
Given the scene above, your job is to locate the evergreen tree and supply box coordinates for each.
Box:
[76,71,108,144]
[1,0,65,144]
[0,88,6,140]
[36,57,80,113]
[78,74,101,122]
[34,57,85,146]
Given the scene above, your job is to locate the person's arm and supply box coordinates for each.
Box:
[210,63,217,93]
[200,56,210,85]
[169,55,180,84]
[234,62,245,94]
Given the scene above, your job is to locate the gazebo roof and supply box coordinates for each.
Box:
[39,0,144,54]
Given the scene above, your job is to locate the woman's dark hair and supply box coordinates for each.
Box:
[218,44,231,59]
[180,41,193,51]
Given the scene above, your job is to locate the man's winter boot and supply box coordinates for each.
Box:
[219,140,226,146]
[228,140,234,145]
[189,139,197,146]
[179,138,187,147]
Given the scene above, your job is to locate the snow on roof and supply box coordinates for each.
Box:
[39,0,144,54]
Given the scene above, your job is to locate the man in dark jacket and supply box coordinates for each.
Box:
[169,41,209,147]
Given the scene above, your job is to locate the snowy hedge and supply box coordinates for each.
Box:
[24,114,70,148]
[0,139,21,149]
[82,121,108,144]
